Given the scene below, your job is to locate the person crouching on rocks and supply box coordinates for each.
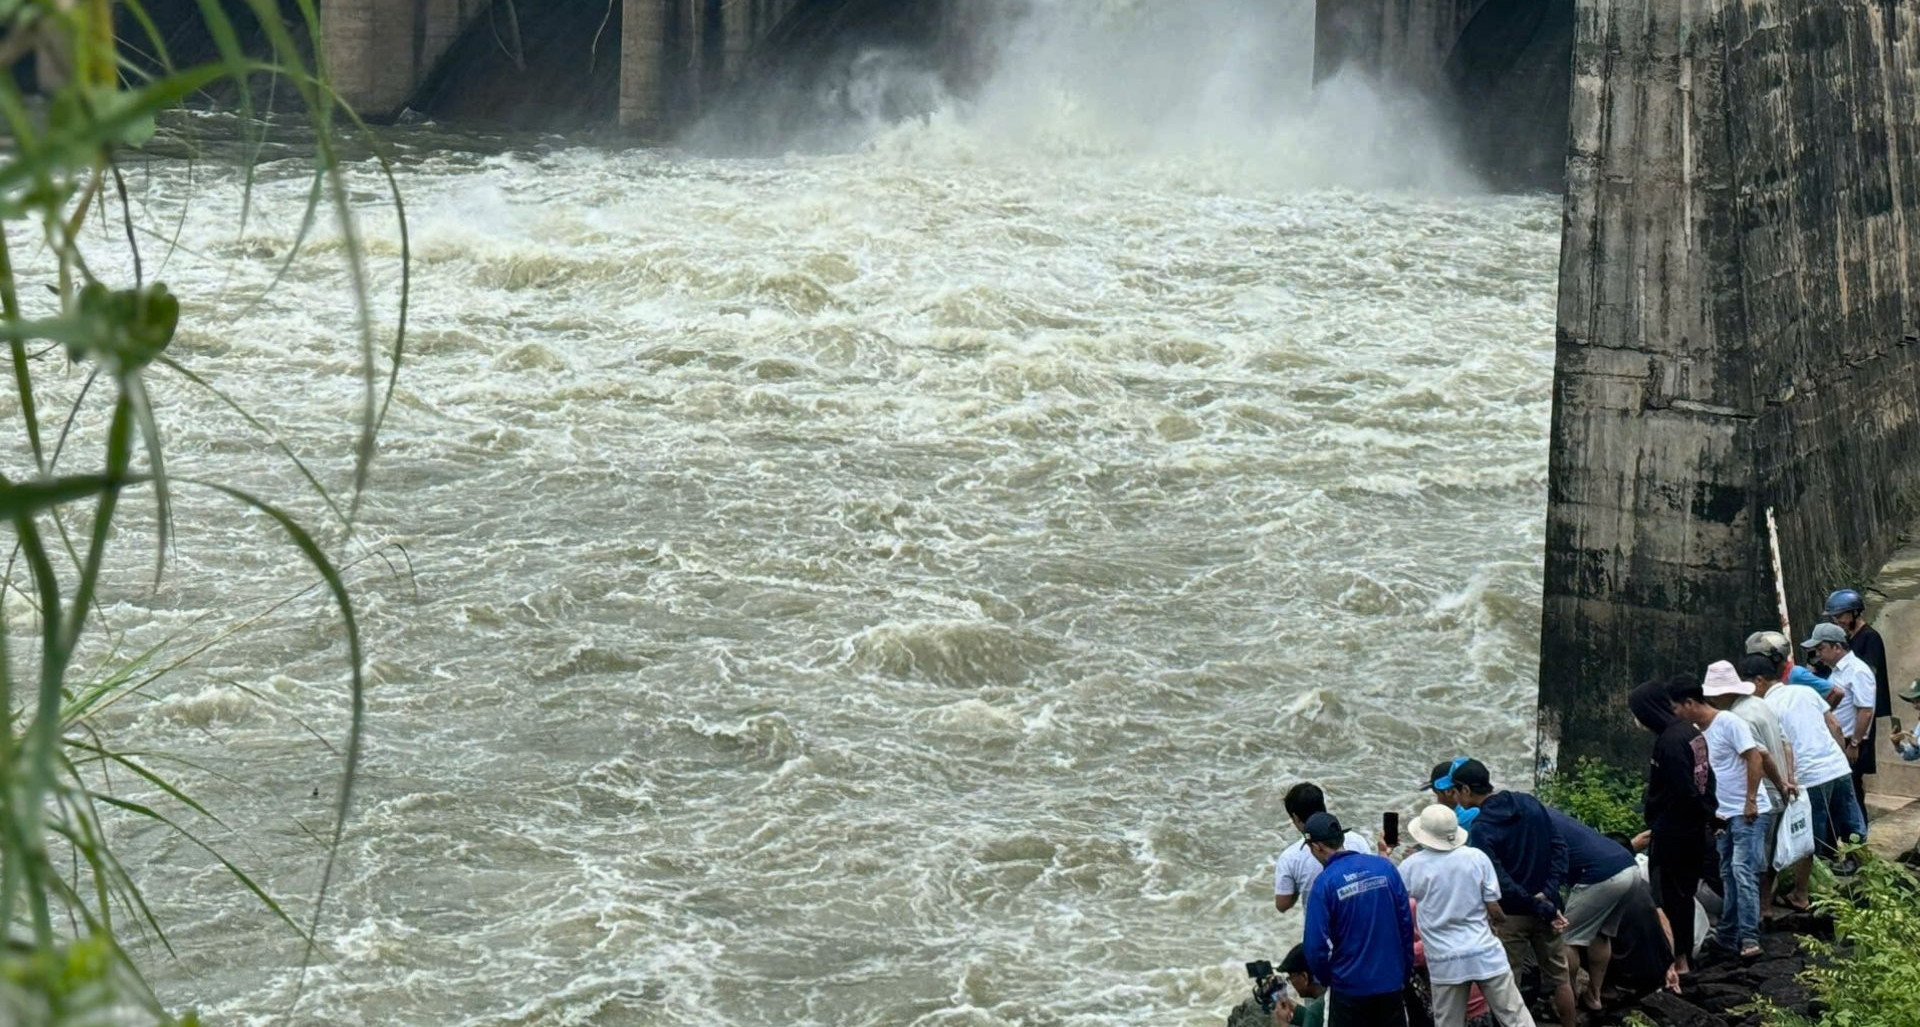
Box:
[1300,812,1417,1027]
[1396,805,1536,1027]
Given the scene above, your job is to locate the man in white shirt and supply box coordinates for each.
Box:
[1397,805,1535,1027]
[1804,622,1877,832]
[1716,656,1796,917]
[1273,782,1373,913]
[1753,653,1863,899]
[1671,667,1774,959]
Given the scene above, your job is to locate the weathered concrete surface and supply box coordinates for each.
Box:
[1313,0,1573,187]
[322,0,487,117]
[1540,0,1920,764]
[619,0,802,132]
[1313,0,1485,88]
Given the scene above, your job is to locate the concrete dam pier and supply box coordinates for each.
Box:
[1320,0,1920,763]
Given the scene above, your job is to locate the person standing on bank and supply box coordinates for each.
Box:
[1397,805,1536,1027]
[1826,590,1890,796]
[1629,675,1715,976]
[1712,660,1797,916]
[1276,783,1377,913]
[1670,671,1774,961]
[1301,812,1417,1027]
[1751,653,1860,892]
[1449,760,1578,1027]
[1805,622,1878,827]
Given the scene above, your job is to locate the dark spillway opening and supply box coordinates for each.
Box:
[685,0,957,155]
[410,0,623,129]
[1445,0,1574,191]
[107,1,315,106]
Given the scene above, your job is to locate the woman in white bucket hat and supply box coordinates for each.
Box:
[1397,804,1536,1027]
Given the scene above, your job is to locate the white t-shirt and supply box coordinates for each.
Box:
[1829,652,1877,741]
[1274,831,1374,901]
[1766,684,1851,787]
[1730,695,1790,805]
[1397,846,1509,985]
[1704,711,1773,820]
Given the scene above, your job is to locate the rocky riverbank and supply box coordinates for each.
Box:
[1224,910,1835,1027]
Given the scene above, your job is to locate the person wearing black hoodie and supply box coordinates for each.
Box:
[1451,759,1576,1027]
[1629,675,1715,975]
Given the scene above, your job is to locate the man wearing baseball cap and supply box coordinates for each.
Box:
[1805,621,1878,823]
[1300,812,1416,1026]
[1451,760,1576,1027]
[1397,804,1535,1027]
[1746,630,1834,700]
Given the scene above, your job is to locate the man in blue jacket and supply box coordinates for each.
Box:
[1301,812,1415,1026]
[1452,759,1577,1027]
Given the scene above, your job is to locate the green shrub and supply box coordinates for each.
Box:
[2,1,403,1022]
[1749,845,1920,1027]
[1536,757,1643,837]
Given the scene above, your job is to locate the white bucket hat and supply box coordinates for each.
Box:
[1408,803,1468,851]
[1702,660,1754,697]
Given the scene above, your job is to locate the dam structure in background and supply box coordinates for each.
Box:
[318,0,978,133]
[125,0,1920,766]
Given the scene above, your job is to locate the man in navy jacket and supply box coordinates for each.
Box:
[1301,813,1415,1026]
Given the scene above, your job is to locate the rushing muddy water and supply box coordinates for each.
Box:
[5,4,1561,1025]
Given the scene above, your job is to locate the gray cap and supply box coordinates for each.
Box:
[1801,622,1848,648]
[1745,630,1791,658]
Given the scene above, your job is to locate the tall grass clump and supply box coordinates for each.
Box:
[1749,846,1920,1027]
[1,1,405,1022]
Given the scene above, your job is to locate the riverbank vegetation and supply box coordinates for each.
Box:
[1537,756,1644,838]
[1749,846,1920,1027]
[1,2,402,1022]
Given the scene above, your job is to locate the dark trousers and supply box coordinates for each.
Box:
[1328,988,1409,1027]
[1851,720,1877,827]
[1649,824,1712,963]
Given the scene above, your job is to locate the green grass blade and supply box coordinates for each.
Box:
[89,792,312,945]
[156,356,350,529]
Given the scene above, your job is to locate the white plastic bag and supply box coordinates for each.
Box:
[1773,790,1815,871]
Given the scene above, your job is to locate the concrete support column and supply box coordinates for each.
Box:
[323,0,420,116]
[721,0,753,82]
[621,0,671,133]
[1540,0,1920,764]
[679,0,706,114]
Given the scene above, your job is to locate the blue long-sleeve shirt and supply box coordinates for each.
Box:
[1302,849,1416,998]
[1466,790,1568,918]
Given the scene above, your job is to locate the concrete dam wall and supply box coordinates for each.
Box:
[1545,0,1920,763]
[1321,0,1920,763]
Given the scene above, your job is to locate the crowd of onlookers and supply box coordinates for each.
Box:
[1262,589,1906,1027]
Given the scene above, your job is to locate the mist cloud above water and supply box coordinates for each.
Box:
[695,0,1478,193]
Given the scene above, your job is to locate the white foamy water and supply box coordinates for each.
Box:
[4,6,1560,1025]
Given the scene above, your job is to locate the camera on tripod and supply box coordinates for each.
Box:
[1244,960,1291,1015]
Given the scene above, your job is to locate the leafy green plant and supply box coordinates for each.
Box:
[1,1,404,1023]
[1536,756,1643,837]
[1748,845,1920,1027]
